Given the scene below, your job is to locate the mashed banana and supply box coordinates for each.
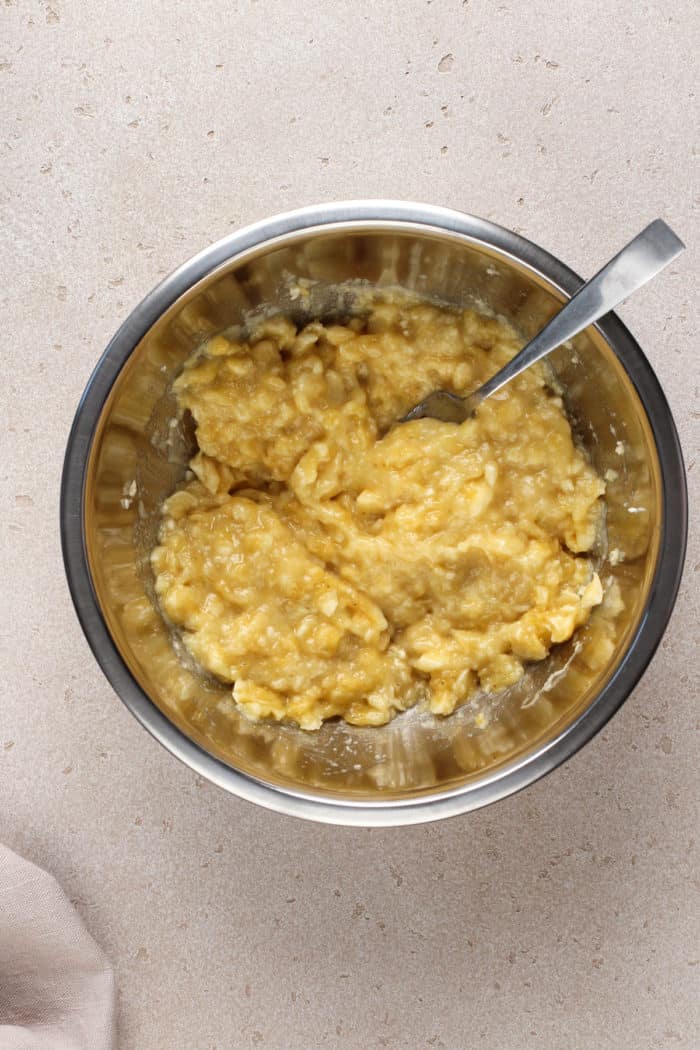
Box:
[151,300,605,730]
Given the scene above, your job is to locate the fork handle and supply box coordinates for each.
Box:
[472,219,685,406]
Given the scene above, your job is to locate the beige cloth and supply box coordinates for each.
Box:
[0,845,115,1049]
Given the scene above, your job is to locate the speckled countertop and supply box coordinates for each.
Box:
[2,2,698,1047]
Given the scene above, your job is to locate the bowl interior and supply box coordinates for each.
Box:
[83,224,661,802]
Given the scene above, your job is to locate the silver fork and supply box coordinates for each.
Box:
[402,219,684,424]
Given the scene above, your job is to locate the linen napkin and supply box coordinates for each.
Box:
[0,844,115,1049]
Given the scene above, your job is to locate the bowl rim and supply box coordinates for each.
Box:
[60,200,688,826]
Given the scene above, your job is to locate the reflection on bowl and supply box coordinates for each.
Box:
[61,202,687,825]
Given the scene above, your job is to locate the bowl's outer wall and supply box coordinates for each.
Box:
[61,202,687,825]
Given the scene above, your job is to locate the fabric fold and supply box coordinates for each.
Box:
[0,845,115,1050]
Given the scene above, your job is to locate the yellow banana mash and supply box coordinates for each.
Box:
[151,300,604,729]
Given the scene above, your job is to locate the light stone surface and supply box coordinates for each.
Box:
[1,1,698,1048]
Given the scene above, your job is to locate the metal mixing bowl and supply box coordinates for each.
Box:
[61,201,687,826]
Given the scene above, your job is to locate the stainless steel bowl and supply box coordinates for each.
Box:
[61,201,687,826]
